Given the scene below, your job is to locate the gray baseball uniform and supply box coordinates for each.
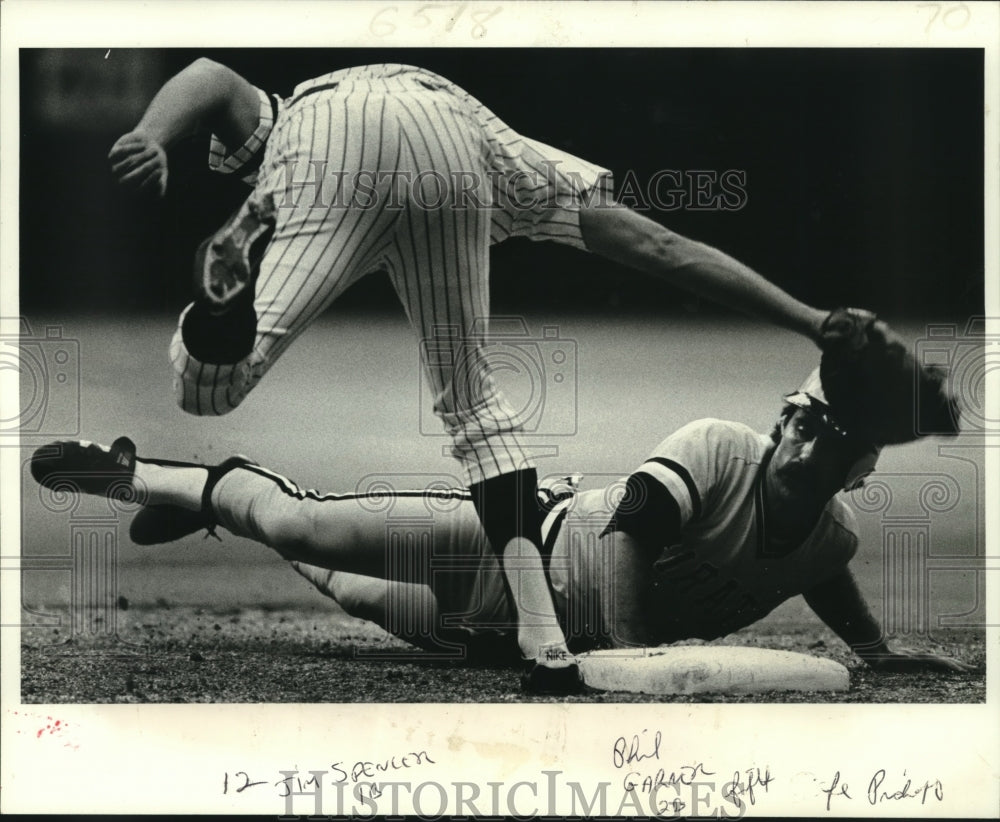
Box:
[204,418,858,652]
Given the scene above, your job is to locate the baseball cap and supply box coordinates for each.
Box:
[783,368,881,491]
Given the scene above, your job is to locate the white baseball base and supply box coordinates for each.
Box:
[578,646,849,695]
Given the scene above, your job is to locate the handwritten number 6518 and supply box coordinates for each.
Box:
[370,5,502,39]
[918,3,971,33]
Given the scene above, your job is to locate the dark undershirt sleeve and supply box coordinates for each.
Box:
[601,470,683,555]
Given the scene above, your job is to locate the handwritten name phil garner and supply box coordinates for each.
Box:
[611,729,773,814]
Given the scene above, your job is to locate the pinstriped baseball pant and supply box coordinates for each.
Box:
[170,71,611,486]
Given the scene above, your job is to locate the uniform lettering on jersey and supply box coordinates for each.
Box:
[649,556,769,642]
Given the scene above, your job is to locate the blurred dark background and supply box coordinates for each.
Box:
[19,48,984,320]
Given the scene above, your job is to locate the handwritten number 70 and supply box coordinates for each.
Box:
[370,5,503,39]
[918,3,971,32]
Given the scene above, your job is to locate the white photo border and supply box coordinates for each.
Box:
[2,1,997,816]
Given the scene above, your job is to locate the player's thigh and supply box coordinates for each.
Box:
[291,563,439,638]
[283,489,485,584]
[383,173,492,405]
[250,96,405,356]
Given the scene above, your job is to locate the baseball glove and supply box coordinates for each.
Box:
[818,308,960,444]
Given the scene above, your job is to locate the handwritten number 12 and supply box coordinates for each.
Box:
[222,771,267,794]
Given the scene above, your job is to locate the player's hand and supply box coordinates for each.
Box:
[108,130,168,197]
[863,649,976,674]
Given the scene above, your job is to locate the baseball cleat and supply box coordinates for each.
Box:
[31,437,139,500]
[129,505,216,546]
[521,660,586,695]
[194,194,276,315]
[130,454,257,545]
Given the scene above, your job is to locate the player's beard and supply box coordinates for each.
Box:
[774,461,821,497]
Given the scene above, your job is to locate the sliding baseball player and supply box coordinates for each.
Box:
[32,368,972,677]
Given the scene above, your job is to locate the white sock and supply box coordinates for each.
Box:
[133,463,208,511]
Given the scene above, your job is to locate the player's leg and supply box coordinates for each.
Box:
[290,563,439,639]
[30,436,517,659]
[382,93,579,690]
[198,462,486,586]
[170,90,403,416]
[30,436,482,585]
[287,564,517,660]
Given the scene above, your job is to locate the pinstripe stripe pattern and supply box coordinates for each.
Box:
[172,64,613,486]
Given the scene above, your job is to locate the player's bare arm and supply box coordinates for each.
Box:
[579,203,828,343]
[803,568,975,673]
[108,58,260,195]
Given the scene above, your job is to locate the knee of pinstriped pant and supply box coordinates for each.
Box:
[437,412,533,486]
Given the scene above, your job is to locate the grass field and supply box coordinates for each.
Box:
[14,313,988,702]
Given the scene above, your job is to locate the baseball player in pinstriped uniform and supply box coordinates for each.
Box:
[30,370,973,674]
[107,58,850,692]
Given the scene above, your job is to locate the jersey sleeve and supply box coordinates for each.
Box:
[207,86,277,186]
[604,418,751,548]
[813,498,861,572]
[637,419,749,523]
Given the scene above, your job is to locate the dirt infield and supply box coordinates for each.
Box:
[20,605,985,704]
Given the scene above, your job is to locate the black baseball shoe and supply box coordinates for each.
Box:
[31,437,140,501]
[129,455,256,545]
[30,437,254,544]
[521,644,587,695]
[521,659,586,695]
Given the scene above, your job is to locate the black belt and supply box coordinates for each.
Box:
[542,506,570,558]
[289,81,340,107]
